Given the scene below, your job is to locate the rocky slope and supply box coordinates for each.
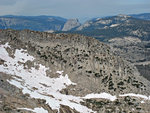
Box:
[108,37,150,81]
[60,15,150,81]
[0,29,150,113]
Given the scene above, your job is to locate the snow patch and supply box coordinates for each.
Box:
[141,101,145,103]
[84,92,117,101]
[56,70,64,75]
[110,24,119,27]
[14,49,35,63]
[0,42,94,113]
[119,93,150,100]
[2,42,11,48]
[8,79,94,113]
[18,107,48,113]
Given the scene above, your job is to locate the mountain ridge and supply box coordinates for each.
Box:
[0,13,150,33]
[62,15,150,42]
[130,13,150,20]
[0,15,67,31]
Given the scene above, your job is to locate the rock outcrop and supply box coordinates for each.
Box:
[62,19,80,31]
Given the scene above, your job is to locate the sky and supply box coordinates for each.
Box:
[0,0,150,21]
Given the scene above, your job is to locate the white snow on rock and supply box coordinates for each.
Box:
[119,93,150,100]
[141,101,145,103]
[84,93,150,102]
[0,42,94,113]
[0,43,34,63]
[8,79,94,113]
[83,92,117,101]
[56,70,64,75]
[110,24,119,27]
[14,49,35,63]
[18,107,48,113]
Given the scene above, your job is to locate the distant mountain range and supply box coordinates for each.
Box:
[0,15,67,31]
[0,13,150,32]
[130,13,150,20]
[63,14,150,41]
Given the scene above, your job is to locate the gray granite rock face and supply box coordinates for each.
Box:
[62,19,80,31]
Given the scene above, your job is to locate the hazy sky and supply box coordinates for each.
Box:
[0,0,150,20]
